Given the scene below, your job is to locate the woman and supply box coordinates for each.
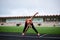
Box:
[22,12,40,36]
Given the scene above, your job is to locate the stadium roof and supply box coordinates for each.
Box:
[0,15,60,19]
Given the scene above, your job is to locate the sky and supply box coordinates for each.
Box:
[0,0,60,17]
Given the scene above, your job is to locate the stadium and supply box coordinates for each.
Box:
[0,15,60,26]
[0,0,60,40]
[0,15,60,40]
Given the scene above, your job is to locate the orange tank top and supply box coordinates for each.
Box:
[26,19,32,24]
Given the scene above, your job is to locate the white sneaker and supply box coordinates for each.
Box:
[22,33,24,36]
[37,33,40,36]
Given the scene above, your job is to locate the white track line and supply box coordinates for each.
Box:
[0,34,60,39]
[0,34,47,38]
[43,37,60,39]
[0,35,38,38]
[40,34,47,37]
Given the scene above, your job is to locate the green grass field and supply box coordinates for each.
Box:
[0,26,60,34]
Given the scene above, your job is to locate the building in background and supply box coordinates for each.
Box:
[0,15,60,27]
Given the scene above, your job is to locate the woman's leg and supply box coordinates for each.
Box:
[22,22,27,35]
[31,23,38,33]
[31,23,40,36]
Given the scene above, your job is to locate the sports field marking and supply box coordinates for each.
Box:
[0,34,39,38]
[43,37,60,39]
[0,34,60,39]
[39,34,47,37]
[0,34,37,37]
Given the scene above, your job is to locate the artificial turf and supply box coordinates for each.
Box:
[0,26,60,34]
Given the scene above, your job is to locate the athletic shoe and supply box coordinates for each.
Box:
[37,33,40,36]
[22,33,25,36]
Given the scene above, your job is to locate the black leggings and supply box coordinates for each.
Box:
[23,22,38,33]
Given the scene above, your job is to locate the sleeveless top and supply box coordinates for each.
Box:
[26,18,32,24]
